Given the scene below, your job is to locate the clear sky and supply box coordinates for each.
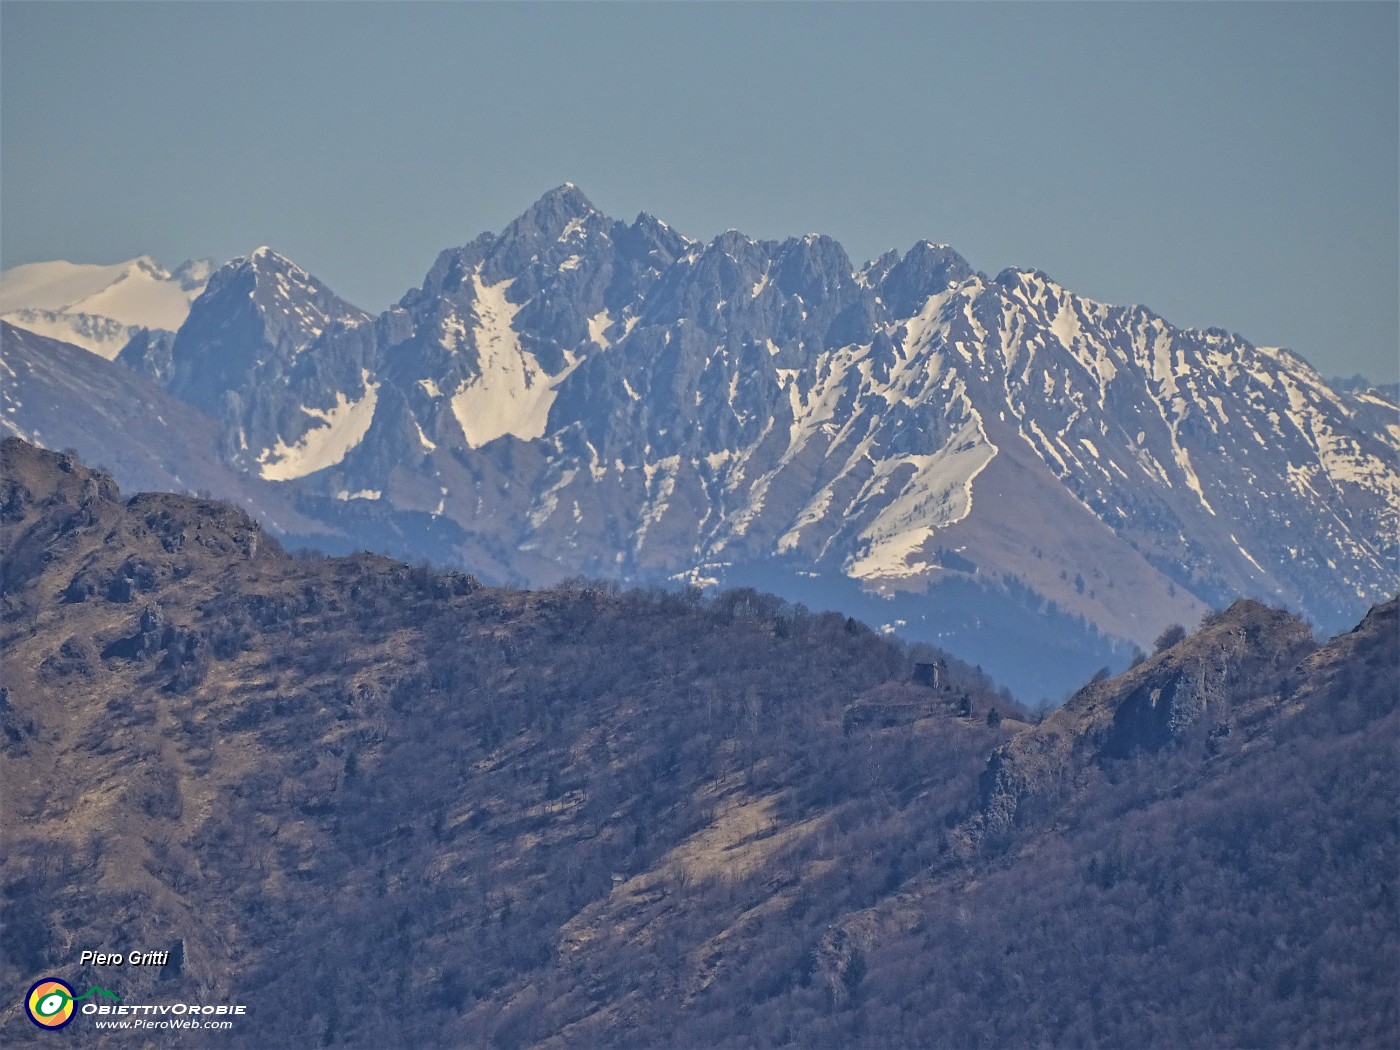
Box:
[3,2,1396,381]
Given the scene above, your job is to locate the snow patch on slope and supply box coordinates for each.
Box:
[588,310,613,348]
[0,311,134,360]
[258,371,380,481]
[845,409,998,580]
[451,273,580,448]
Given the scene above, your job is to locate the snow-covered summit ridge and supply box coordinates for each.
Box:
[0,255,217,358]
[200,248,372,336]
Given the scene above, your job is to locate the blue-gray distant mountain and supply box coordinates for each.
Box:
[7,186,1397,700]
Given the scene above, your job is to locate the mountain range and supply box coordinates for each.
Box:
[2,185,1396,701]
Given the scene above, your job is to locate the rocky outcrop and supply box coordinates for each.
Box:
[965,599,1317,846]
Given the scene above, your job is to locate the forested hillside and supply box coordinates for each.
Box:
[1,438,1394,1048]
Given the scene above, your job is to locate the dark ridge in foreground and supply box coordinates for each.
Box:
[1,439,1395,1048]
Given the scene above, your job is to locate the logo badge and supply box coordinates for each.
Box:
[26,978,77,1029]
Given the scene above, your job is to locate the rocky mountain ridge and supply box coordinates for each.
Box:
[5,186,1396,699]
[168,190,1397,623]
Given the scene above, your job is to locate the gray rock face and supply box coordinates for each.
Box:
[115,327,176,384]
[35,185,1400,697]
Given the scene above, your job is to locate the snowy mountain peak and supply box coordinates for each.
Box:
[208,248,349,314]
[536,182,597,215]
[504,184,603,245]
[0,254,216,358]
[240,246,304,277]
[1,256,160,314]
[876,242,973,315]
[166,249,370,426]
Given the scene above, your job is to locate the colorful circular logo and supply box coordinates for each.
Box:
[26,978,76,1029]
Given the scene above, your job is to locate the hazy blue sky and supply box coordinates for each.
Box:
[3,2,1396,380]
